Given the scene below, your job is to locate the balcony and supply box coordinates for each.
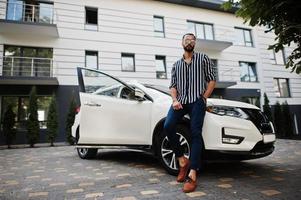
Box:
[0,2,58,37]
[195,39,233,52]
[0,56,58,86]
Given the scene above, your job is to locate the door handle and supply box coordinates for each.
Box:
[84,102,102,107]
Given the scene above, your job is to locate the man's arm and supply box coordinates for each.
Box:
[203,80,216,99]
[170,87,178,102]
[170,87,183,110]
[202,54,216,99]
[169,65,182,110]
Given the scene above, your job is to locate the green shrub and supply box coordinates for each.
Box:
[27,86,39,147]
[281,101,294,138]
[66,93,77,145]
[263,93,272,121]
[47,94,58,146]
[273,101,283,138]
[2,104,16,148]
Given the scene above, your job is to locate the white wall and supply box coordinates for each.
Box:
[0,0,300,105]
[0,0,6,20]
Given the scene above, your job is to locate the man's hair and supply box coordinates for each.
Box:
[182,33,196,40]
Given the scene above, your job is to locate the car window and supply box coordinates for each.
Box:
[120,87,135,100]
[80,68,134,100]
[94,86,121,97]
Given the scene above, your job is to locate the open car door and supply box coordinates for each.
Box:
[77,67,153,145]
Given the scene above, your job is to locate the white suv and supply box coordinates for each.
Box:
[72,68,276,175]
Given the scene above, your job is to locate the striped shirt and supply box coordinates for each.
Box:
[169,52,216,104]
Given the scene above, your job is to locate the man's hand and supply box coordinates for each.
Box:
[172,100,183,110]
[170,88,182,110]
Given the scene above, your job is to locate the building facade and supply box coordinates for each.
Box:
[0,0,300,145]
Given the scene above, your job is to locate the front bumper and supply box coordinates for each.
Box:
[204,141,275,160]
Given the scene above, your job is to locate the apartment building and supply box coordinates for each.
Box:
[0,0,300,144]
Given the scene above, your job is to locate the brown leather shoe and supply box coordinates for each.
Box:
[183,177,197,193]
[176,157,190,182]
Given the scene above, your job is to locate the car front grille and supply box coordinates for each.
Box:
[241,108,273,134]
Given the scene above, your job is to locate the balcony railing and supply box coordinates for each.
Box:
[6,1,55,24]
[2,56,53,77]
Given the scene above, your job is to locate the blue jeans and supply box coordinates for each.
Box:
[163,98,206,170]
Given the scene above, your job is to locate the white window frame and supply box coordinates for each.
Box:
[239,61,258,82]
[85,6,98,31]
[153,16,165,37]
[273,78,291,98]
[234,27,253,47]
[121,53,135,72]
[187,20,214,40]
[155,55,167,79]
[85,50,98,70]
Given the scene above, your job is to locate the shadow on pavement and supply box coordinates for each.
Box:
[92,149,276,176]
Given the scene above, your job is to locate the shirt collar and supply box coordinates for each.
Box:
[182,51,195,61]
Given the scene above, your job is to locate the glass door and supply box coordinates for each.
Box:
[6,0,23,21]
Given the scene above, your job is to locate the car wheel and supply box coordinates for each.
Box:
[157,124,191,175]
[77,148,98,159]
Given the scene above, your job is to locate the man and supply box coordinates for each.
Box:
[164,33,216,193]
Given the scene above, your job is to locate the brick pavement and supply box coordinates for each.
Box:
[0,139,300,200]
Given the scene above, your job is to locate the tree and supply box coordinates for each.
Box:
[65,92,77,145]
[282,101,294,137]
[27,86,40,147]
[2,105,16,148]
[46,94,58,146]
[263,93,272,121]
[273,101,283,138]
[222,0,301,74]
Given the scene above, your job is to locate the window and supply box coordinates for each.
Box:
[38,3,54,23]
[187,21,214,40]
[1,96,52,130]
[274,78,291,97]
[241,96,260,108]
[85,51,98,69]
[6,0,23,21]
[3,45,53,77]
[211,59,218,81]
[85,7,98,30]
[153,16,165,37]
[155,56,167,79]
[271,49,286,65]
[239,62,258,82]
[234,28,253,47]
[6,0,54,23]
[121,53,135,72]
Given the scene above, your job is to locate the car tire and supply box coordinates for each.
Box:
[77,148,98,159]
[156,124,191,175]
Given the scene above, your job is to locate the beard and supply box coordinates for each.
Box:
[184,44,194,52]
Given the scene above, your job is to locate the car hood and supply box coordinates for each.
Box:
[207,98,259,110]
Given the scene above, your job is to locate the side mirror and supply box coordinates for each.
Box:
[134,89,145,101]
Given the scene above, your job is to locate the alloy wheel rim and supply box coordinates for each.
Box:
[161,132,190,170]
[78,148,88,156]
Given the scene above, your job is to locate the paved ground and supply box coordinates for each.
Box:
[0,139,300,200]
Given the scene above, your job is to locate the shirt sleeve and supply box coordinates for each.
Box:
[203,54,216,82]
[169,65,177,89]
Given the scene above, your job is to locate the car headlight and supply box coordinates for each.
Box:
[207,106,249,120]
